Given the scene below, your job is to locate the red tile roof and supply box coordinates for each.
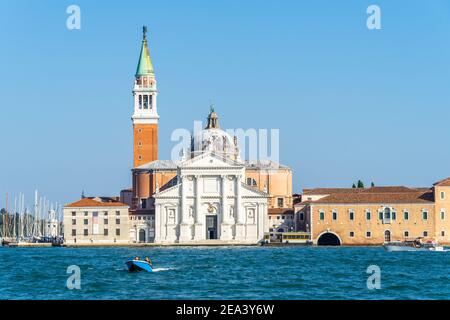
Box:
[434,177,450,187]
[65,198,128,208]
[311,190,434,204]
[303,188,361,195]
[268,208,294,215]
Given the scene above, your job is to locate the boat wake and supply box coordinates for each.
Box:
[151,267,174,272]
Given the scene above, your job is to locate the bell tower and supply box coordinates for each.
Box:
[132,26,159,167]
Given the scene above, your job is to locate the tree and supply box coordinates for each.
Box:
[357,180,364,188]
[371,182,375,187]
[352,183,356,188]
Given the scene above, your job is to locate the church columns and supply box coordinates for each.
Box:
[221,175,227,223]
[257,203,264,241]
[179,175,191,242]
[195,175,201,224]
[194,175,204,241]
[236,175,243,224]
[220,175,232,240]
[180,175,187,223]
[235,174,245,240]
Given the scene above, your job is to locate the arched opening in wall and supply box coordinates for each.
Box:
[384,230,391,243]
[138,229,146,243]
[317,232,341,246]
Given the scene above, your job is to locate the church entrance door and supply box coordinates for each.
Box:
[138,229,146,243]
[206,215,218,240]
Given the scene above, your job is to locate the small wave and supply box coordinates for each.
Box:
[152,267,174,272]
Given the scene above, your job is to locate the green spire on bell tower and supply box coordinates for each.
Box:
[135,25,154,77]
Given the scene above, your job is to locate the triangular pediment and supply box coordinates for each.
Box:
[241,183,269,197]
[180,151,243,169]
[154,184,180,198]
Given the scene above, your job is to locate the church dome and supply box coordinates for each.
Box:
[190,108,240,160]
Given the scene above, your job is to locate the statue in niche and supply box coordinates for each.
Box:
[229,207,234,219]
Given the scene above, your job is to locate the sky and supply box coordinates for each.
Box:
[0,0,449,207]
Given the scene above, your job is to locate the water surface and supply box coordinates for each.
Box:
[0,246,448,299]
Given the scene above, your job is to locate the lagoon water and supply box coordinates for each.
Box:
[0,246,449,300]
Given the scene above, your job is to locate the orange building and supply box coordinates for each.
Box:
[295,178,450,245]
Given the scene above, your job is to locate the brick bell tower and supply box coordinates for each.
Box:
[132,26,159,167]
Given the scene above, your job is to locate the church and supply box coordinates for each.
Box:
[122,28,294,244]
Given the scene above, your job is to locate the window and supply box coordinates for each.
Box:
[72,219,76,225]
[366,211,371,220]
[366,231,372,238]
[422,211,428,220]
[104,211,108,216]
[332,211,338,221]
[71,211,76,216]
[141,198,147,209]
[277,198,284,208]
[138,95,142,109]
[383,207,391,221]
[441,230,445,237]
[441,191,445,200]
[392,211,396,220]
[138,141,142,146]
[281,215,285,220]
[104,229,109,236]
[423,231,428,237]
[349,231,355,238]
[246,178,257,187]
[116,210,120,216]
[299,213,304,221]
[83,229,88,236]
[441,209,445,220]
[349,210,354,221]
[384,230,391,242]
[319,211,325,220]
[104,219,108,225]
[143,95,148,109]
[116,229,121,236]
[277,216,280,220]
[84,211,88,216]
[404,231,409,237]
[71,229,76,236]
[116,219,120,225]
[378,211,383,220]
[404,211,409,220]
[84,219,88,225]
[149,95,153,108]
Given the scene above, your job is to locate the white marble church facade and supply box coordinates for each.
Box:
[153,151,269,244]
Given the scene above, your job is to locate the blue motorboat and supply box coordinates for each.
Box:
[126,260,153,272]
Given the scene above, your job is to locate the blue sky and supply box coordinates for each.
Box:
[0,0,450,206]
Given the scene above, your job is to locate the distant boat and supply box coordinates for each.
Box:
[125,260,153,272]
[384,238,444,252]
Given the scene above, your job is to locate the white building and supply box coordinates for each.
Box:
[151,110,269,244]
[63,198,130,245]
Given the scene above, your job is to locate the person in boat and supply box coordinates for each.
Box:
[144,257,153,267]
[413,239,422,248]
[134,256,140,261]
